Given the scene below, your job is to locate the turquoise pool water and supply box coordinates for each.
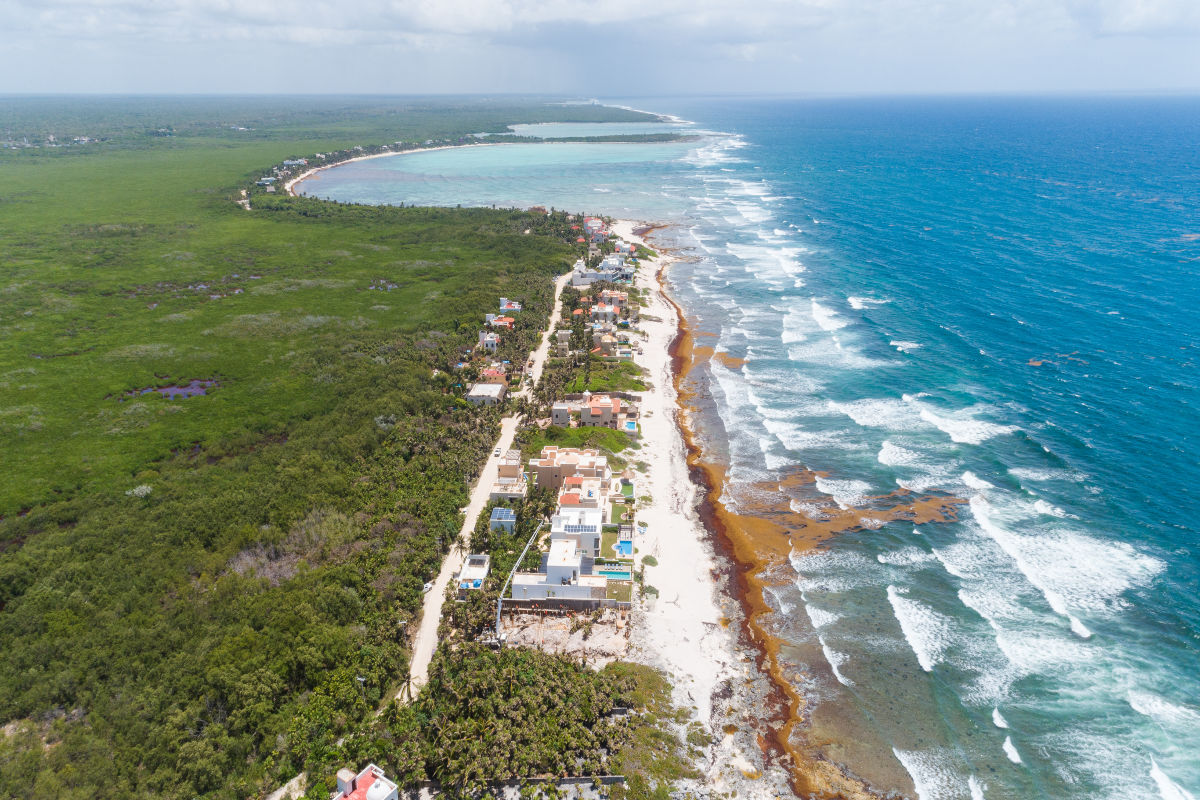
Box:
[598,568,631,581]
[615,541,633,556]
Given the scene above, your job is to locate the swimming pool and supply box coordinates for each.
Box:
[615,540,633,556]
[598,568,632,581]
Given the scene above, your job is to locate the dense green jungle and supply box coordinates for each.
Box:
[0,97,692,800]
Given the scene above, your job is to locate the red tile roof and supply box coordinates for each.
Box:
[337,772,393,800]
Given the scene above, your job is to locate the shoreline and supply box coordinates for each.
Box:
[614,219,963,800]
[284,142,501,197]
[285,136,690,198]
[610,219,796,798]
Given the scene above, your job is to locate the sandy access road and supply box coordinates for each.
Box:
[404,270,570,696]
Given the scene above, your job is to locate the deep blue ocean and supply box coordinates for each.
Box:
[301,97,1200,800]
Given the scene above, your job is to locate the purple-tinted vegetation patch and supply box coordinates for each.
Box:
[125,379,219,399]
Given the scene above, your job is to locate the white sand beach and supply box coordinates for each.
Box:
[611,219,796,798]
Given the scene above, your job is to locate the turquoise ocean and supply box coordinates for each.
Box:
[299,97,1200,800]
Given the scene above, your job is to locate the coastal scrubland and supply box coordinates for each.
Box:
[0,97,686,799]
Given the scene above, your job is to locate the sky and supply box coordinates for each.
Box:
[2,0,1199,95]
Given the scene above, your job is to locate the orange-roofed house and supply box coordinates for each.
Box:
[557,476,607,518]
[480,366,507,384]
[590,303,618,324]
[333,764,398,800]
[527,446,611,491]
[599,289,629,309]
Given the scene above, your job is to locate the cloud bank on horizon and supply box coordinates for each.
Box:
[3,0,1199,93]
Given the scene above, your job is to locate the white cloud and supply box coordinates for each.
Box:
[1067,0,1200,35]
[1,0,1198,92]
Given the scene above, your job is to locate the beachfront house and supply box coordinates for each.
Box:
[528,446,611,491]
[510,539,608,603]
[580,394,638,430]
[489,506,517,533]
[333,764,398,800]
[557,475,609,521]
[590,303,619,324]
[580,395,620,428]
[466,382,506,406]
[569,253,631,288]
[551,507,603,557]
[599,289,629,309]
[485,313,515,329]
[456,554,491,599]
[489,450,529,501]
[499,297,523,312]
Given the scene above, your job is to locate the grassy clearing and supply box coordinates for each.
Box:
[606,582,633,603]
[611,500,633,525]
[517,423,636,465]
[565,359,648,393]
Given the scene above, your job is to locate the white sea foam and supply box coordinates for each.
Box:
[962,471,995,490]
[781,307,814,344]
[814,476,872,508]
[1151,758,1197,800]
[878,441,924,467]
[789,342,899,370]
[811,298,849,331]
[877,547,937,567]
[792,549,882,593]
[1032,499,1077,519]
[848,295,890,310]
[891,340,923,352]
[804,603,840,629]
[1129,690,1200,728]
[819,635,855,686]
[763,417,846,451]
[992,629,1095,673]
[828,398,925,431]
[898,469,961,493]
[732,201,772,225]
[1002,736,1022,764]
[892,748,965,800]
[887,585,950,672]
[969,495,1093,638]
[725,242,805,277]
[971,493,1163,628]
[968,775,987,800]
[906,396,1020,444]
[992,707,1009,728]
[686,136,747,167]
[1009,467,1087,483]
